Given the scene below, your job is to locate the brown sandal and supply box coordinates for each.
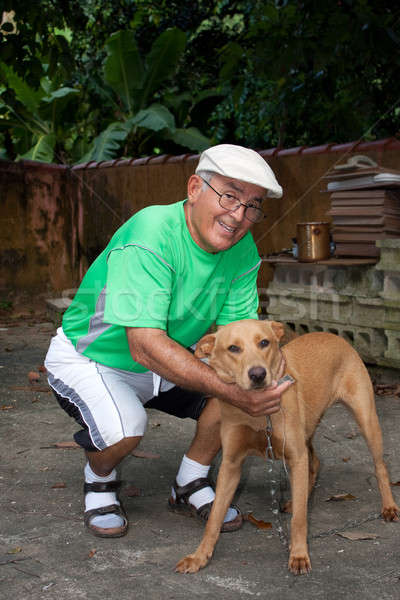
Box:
[84,481,128,538]
[168,477,243,532]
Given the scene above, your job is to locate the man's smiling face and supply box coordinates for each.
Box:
[184,174,267,253]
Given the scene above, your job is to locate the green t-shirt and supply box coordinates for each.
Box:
[63,200,261,372]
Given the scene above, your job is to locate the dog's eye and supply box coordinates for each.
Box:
[259,339,270,349]
[228,344,241,353]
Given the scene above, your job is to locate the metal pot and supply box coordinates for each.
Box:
[296,222,331,262]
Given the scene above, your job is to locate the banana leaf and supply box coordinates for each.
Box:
[76,121,131,164]
[19,133,56,162]
[167,127,211,152]
[140,28,186,110]
[0,62,44,115]
[129,103,175,132]
[103,30,145,114]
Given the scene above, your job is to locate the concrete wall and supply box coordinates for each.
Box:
[265,239,400,368]
[1,138,400,295]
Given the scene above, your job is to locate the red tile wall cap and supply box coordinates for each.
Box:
[329,141,360,153]
[185,154,200,165]
[302,143,336,155]
[19,159,68,171]
[276,145,306,156]
[114,158,132,166]
[71,161,91,170]
[258,148,279,158]
[130,156,152,166]
[100,158,134,167]
[94,160,117,168]
[148,154,171,164]
[356,137,396,151]
[165,153,194,163]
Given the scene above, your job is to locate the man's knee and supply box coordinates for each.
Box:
[125,403,148,437]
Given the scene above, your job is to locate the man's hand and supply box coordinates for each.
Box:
[126,327,294,418]
[225,378,294,417]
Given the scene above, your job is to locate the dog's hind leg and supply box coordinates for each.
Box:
[308,441,320,495]
[339,372,399,522]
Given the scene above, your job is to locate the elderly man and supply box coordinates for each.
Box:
[44,144,292,538]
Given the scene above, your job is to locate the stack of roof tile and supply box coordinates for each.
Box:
[324,156,400,258]
[328,189,400,257]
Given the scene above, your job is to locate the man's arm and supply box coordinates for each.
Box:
[126,327,292,417]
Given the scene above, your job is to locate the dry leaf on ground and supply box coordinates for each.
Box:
[131,449,160,459]
[54,441,80,449]
[336,531,378,541]
[28,371,40,383]
[51,482,66,489]
[326,493,357,502]
[244,512,272,530]
[88,549,97,558]
[374,383,400,397]
[7,547,22,554]
[124,485,142,497]
[10,385,50,392]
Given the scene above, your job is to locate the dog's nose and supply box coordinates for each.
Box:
[248,366,267,385]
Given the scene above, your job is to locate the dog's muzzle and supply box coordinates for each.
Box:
[248,366,267,387]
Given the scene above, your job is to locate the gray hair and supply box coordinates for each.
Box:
[196,170,215,190]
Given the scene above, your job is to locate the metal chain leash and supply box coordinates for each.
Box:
[266,414,289,548]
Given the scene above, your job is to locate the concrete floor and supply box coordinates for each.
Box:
[1,314,399,600]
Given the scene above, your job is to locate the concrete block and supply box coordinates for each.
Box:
[272,264,333,290]
[353,327,387,361]
[338,266,383,297]
[384,329,400,362]
[376,239,400,272]
[267,289,352,324]
[264,250,400,368]
[380,271,400,300]
[45,296,72,324]
[383,299,400,327]
[352,297,385,328]
[267,316,387,364]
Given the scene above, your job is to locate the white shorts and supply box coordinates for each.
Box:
[44,328,206,451]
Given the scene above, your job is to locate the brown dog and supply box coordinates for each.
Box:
[175,319,399,575]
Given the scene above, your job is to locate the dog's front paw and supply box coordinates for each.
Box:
[288,552,312,575]
[382,504,400,522]
[175,554,209,574]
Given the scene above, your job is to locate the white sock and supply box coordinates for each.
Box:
[174,455,237,523]
[84,463,124,529]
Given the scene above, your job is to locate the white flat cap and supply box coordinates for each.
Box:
[195,144,282,198]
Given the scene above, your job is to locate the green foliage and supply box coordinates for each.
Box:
[0,3,214,163]
[0,61,79,162]
[103,30,145,114]
[79,28,211,162]
[212,0,400,148]
[79,122,131,163]
[0,0,400,163]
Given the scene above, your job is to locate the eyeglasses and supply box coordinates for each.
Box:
[200,177,265,224]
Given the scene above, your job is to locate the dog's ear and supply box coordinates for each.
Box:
[269,321,285,342]
[195,334,216,358]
